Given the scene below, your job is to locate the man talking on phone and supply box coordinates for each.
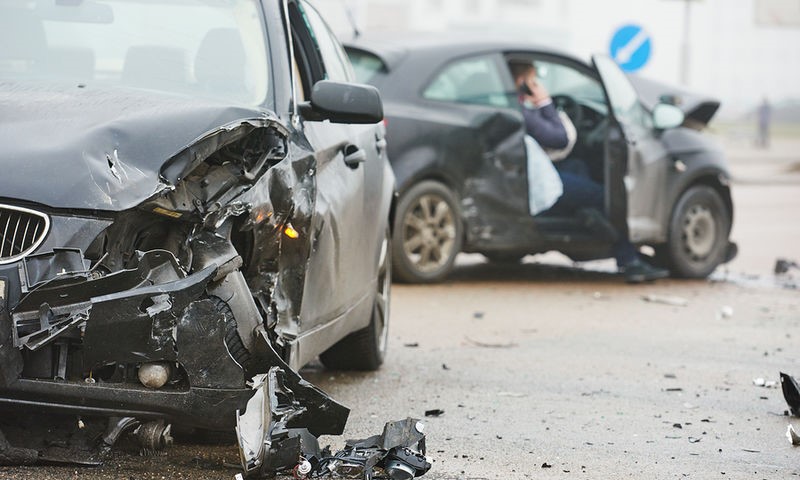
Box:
[509,60,669,283]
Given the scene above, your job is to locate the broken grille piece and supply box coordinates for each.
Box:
[0,204,49,265]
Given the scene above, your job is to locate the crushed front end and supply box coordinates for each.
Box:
[0,116,348,468]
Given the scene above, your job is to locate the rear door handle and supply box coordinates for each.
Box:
[343,145,367,169]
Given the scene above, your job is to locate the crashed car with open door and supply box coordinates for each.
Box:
[346,37,737,283]
[0,0,395,474]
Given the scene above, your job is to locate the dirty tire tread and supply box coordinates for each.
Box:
[208,296,252,369]
[392,180,463,284]
[320,228,390,371]
[319,322,382,371]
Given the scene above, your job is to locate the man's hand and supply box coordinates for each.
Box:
[528,79,550,106]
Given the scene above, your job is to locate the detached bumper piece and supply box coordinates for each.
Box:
[236,370,430,479]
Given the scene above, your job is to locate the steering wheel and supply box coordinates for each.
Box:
[551,94,583,127]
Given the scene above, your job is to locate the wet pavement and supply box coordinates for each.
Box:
[2,137,799,479]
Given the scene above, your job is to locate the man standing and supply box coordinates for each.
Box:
[757,97,771,149]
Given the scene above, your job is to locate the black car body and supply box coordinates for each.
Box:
[0,0,393,466]
[345,37,736,283]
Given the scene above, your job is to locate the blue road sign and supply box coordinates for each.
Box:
[609,24,652,72]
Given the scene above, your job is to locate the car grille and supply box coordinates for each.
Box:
[0,204,50,265]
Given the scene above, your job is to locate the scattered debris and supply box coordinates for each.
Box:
[664,373,677,379]
[787,425,800,446]
[592,291,609,300]
[642,294,688,307]
[541,462,552,468]
[673,423,683,429]
[473,312,485,319]
[753,378,778,388]
[442,364,450,371]
[464,337,517,349]
[718,305,734,319]
[775,258,799,275]
[404,342,420,348]
[497,392,528,398]
[424,409,445,418]
[234,368,431,479]
[665,388,684,392]
[781,372,800,416]
[741,448,760,453]
[688,437,702,443]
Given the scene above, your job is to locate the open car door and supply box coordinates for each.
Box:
[592,55,672,243]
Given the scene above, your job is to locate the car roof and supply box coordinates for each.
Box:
[345,33,583,72]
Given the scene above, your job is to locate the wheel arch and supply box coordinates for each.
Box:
[663,167,733,240]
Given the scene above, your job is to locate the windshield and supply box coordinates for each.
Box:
[0,0,269,106]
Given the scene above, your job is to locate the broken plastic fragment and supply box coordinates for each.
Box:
[642,294,688,307]
[780,372,800,416]
[787,425,800,446]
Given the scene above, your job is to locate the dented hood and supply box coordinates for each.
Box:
[629,75,721,127]
[0,81,274,211]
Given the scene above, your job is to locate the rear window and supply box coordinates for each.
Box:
[345,48,386,84]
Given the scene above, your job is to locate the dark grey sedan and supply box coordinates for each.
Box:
[346,37,737,283]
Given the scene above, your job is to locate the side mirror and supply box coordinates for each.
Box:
[300,80,384,124]
[652,103,685,130]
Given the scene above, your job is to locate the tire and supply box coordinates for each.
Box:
[208,296,252,370]
[391,181,463,283]
[319,228,391,371]
[664,185,731,278]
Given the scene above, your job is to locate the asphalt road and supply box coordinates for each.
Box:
[2,136,799,480]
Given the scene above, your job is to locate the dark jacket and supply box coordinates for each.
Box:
[521,101,568,150]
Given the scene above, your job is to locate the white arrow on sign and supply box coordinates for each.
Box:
[614,29,650,65]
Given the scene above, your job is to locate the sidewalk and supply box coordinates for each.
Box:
[712,133,800,184]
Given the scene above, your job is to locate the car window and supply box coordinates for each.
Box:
[0,0,270,106]
[345,48,386,84]
[532,60,606,109]
[423,55,511,108]
[298,1,354,83]
[593,55,652,129]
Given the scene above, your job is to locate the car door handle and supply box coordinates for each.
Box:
[343,145,367,169]
[375,138,387,152]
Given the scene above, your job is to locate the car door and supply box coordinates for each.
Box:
[287,1,373,345]
[421,53,529,241]
[592,55,671,243]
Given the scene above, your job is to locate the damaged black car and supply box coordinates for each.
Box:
[0,0,395,474]
[346,37,737,283]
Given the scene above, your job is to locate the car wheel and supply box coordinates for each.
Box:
[665,185,731,278]
[392,181,462,283]
[319,228,390,371]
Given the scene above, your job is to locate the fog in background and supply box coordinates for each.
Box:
[313,0,800,122]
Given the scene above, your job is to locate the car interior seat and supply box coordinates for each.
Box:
[194,28,248,101]
[122,46,189,93]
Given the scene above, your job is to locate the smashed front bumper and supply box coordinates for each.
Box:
[0,248,347,435]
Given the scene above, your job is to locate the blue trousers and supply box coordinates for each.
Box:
[548,162,639,267]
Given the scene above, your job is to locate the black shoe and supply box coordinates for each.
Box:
[622,259,670,284]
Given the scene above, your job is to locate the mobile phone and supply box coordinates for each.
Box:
[519,82,533,96]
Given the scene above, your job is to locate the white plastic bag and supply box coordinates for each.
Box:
[525,134,563,216]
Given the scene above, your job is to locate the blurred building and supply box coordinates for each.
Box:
[314,0,800,119]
